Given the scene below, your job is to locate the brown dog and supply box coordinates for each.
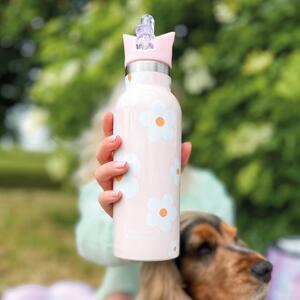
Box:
[137,211,272,300]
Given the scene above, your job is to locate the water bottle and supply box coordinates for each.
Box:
[113,15,181,261]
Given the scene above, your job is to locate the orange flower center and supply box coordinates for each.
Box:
[173,246,177,251]
[176,168,180,175]
[155,117,165,127]
[128,73,132,82]
[115,175,123,182]
[159,208,168,217]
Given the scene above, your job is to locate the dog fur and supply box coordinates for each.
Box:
[137,211,271,300]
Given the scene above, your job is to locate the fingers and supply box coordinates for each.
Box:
[181,142,192,172]
[96,134,121,164]
[102,112,114,137]
[94,161,128,191]
[99,190,122,217]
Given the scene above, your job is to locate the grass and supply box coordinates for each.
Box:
[0,188,104,294]
[0,148,58,188]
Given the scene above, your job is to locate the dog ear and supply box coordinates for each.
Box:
[136,260,192,300]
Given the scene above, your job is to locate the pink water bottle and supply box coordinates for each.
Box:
[113,15,181,261]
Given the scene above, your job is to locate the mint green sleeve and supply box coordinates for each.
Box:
[96,263,141,300]
[75,180,126,266]
[180,167,235,225]
[75,180,141,299]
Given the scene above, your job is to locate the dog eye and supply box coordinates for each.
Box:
[197,242,214,256]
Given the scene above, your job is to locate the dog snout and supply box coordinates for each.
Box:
[251,260,273,283]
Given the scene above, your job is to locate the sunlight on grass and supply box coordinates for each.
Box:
[0,188,104,293]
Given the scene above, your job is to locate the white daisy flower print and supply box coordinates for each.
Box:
[168,238,179,258]
[146,194,178,232]
[170,158,181,185]
[114,153,140,199]
[139,102,176,141]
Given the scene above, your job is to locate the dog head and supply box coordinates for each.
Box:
[137,211,272,300]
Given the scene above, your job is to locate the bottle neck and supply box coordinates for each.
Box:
[125,60,171,90]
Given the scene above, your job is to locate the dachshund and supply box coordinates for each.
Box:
[137,211,272,300]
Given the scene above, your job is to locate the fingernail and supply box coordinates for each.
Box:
[115,161,126,168]
[109,135,117,142]
[113,191,120,197]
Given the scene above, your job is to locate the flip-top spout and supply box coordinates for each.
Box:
[136,14,155,50]
[123,14,175,68]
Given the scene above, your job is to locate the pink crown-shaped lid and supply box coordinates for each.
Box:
[123,32,175,68]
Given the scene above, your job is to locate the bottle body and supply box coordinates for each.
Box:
[113,69,181,261]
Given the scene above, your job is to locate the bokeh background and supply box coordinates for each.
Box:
[1,0,300,295]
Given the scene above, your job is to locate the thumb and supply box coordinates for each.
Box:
[181,142,192,172]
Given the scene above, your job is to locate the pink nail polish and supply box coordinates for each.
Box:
[109,135,117,142]
[113,191,120,197]
[115,161,126,168]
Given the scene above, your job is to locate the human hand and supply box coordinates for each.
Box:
[95,112,192,217]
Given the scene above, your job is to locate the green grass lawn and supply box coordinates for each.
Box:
[0,188,104,294]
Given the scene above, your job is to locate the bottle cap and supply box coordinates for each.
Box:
[123,14,175,68]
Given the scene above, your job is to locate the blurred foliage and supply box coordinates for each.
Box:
[26,0,300,250]
[0,0,70,138]
[187,0,300,250]
[30,0,217,138]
